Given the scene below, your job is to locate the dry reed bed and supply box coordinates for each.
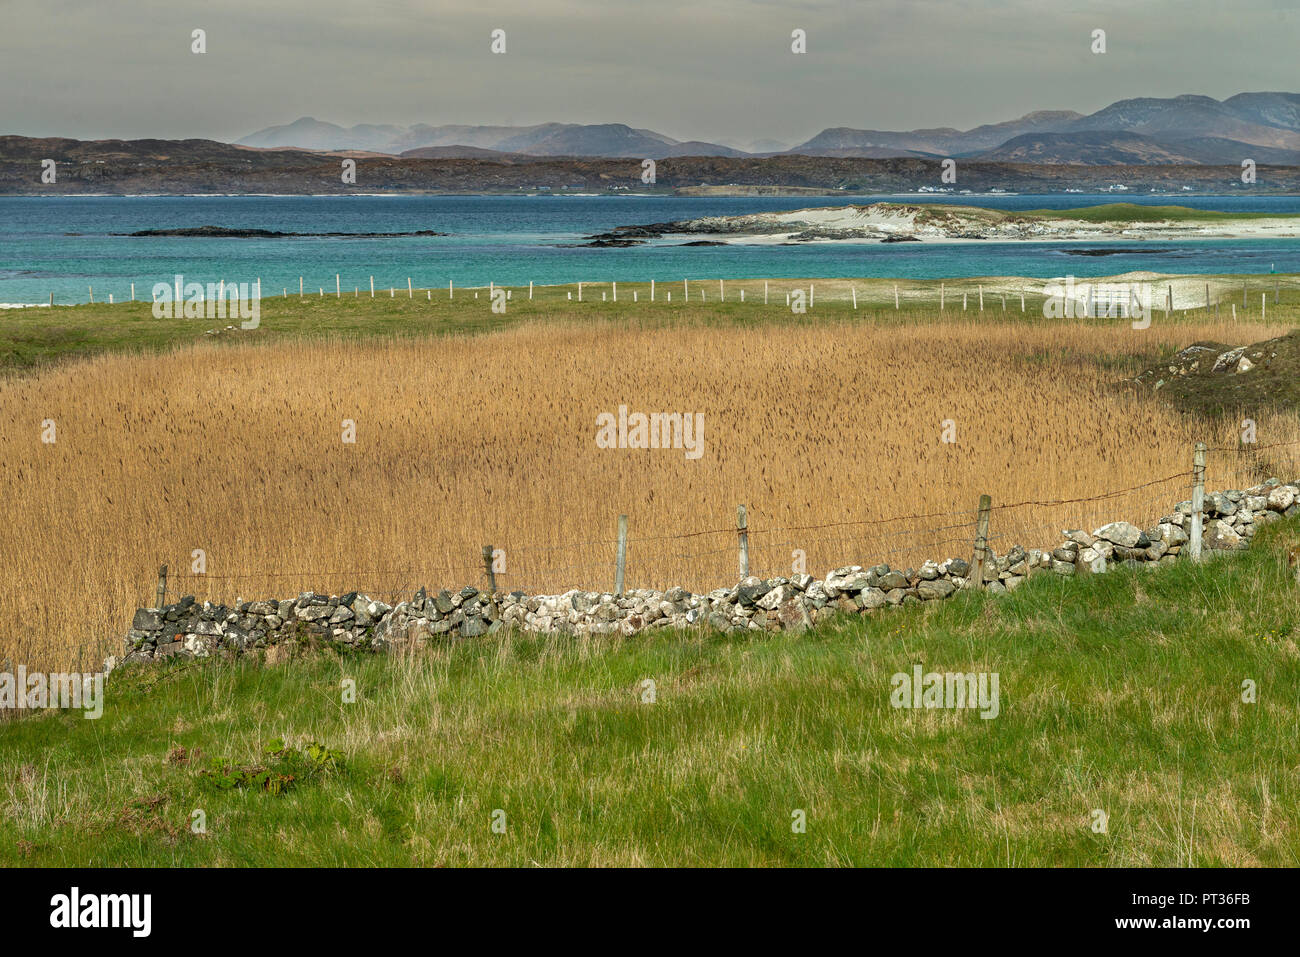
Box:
[1,317,1296,672]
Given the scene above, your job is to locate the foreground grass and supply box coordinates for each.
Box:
[3,519,1298,867]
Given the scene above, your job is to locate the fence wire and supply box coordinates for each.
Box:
[153,452,1289,603]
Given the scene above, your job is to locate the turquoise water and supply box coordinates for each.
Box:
[3,193,1299,305]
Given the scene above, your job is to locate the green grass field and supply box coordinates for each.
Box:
[4,273,1297,374]
[3,517,1297,867]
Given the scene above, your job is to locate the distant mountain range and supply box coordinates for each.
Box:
[9,135,1300,195]
[237,93,1300,165]
[237,118,752,159]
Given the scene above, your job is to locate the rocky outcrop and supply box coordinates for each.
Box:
[108,479,1300,674]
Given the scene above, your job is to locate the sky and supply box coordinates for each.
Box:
[2,0,1298,147]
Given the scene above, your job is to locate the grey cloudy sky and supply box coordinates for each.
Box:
[3,0,1298,146]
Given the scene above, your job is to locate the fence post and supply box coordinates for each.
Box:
[1189,442,1206,562]
[615,515,628,596]
[482,545,497,594]
[969,495,992,589]
[737,504,749,580]
[155,564,168,609]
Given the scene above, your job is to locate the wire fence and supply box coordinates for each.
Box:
[154,438,1300,607]
[68,274,1299,312]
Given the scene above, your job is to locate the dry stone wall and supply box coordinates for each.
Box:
[107,479,1300,673]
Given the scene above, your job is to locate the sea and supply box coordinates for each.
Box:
[2,192,1299,305]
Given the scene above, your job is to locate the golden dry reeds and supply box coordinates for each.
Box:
[1,316,1297,672]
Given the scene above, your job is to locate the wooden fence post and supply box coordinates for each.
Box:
[970,495,992,589]
[155,564,168,609]
[1189,442,1206,562]
[737,504,749,580]
[482,545,497,594]
[615,515,628,596]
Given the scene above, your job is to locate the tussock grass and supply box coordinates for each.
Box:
[2,519,1297,866]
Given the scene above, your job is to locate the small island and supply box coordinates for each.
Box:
[582,202,1300,245]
